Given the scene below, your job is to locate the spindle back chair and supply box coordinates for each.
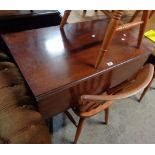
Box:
[65,64,154,143]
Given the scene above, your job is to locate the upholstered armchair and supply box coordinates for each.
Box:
[0,51,51,144]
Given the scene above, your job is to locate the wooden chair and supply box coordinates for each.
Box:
[65,64,154,143]
[95,10,150,68]
[60,10,150,68]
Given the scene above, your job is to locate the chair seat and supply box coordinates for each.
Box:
[75,100,112,118]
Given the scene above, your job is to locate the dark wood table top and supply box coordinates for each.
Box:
[2,19,151,100]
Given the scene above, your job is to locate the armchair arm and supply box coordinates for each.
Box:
[81,94,116,102]
[79,95,112,117]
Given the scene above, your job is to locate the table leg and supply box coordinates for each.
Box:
[46,117,53,143]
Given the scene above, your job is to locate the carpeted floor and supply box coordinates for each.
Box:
[52,80,155,144]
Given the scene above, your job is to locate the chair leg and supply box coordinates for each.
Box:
[129,10,141,22]
[149,10,154,19]
[139,73,155,102]
[83,10,87,14]
[137,10,150,48]
[65,111,77,127]
[30,10,33,14]
[60,10,71,29]
[95,10,123,68]
[74,118,85,144]
[104,108,109,124]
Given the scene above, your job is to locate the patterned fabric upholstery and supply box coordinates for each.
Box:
[0,51,51,144]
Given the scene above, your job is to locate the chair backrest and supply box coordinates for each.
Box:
[107,63,154,98]
[81,64,154,101]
